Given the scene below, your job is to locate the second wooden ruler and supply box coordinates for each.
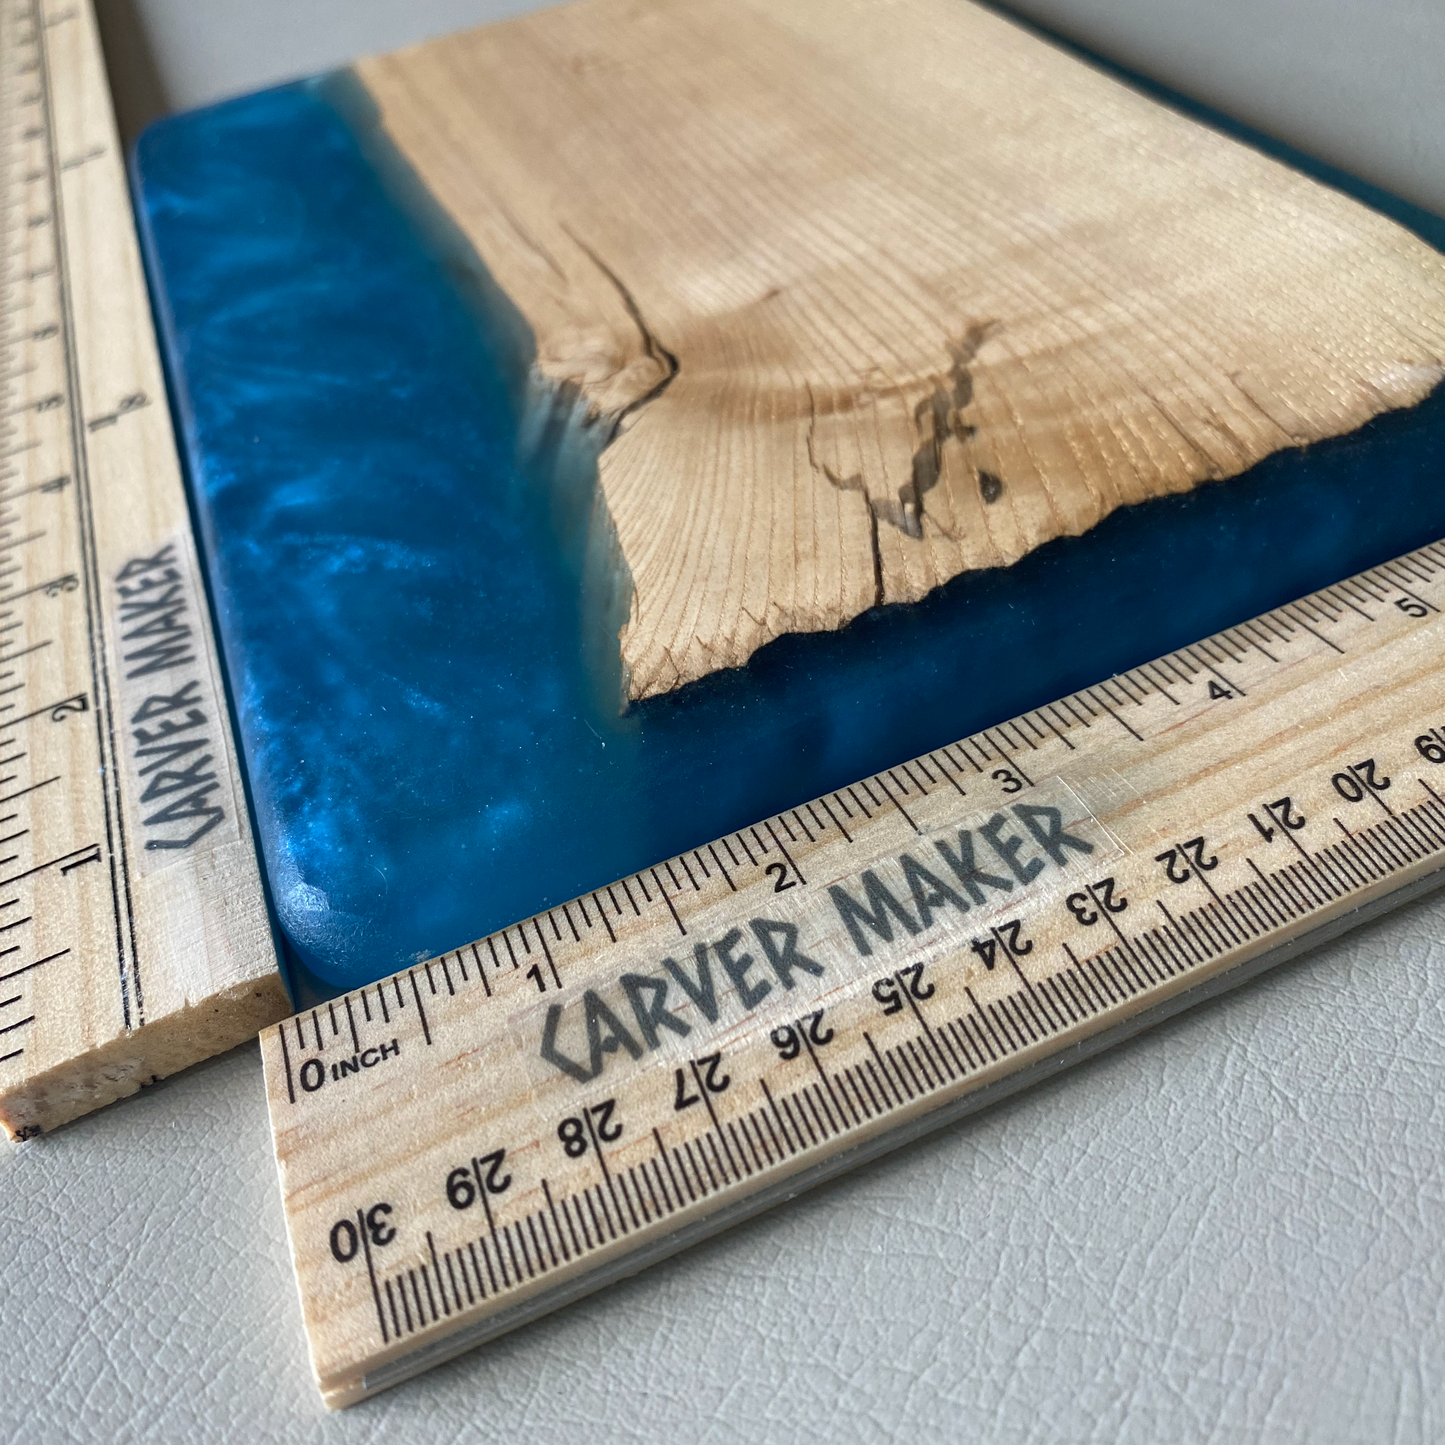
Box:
[265,538,1445,1408]
[0,0,284,1137]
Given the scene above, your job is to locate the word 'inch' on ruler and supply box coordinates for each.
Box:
[266,538,1445,1408]
[0,0,285,1138]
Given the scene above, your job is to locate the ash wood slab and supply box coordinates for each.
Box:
[0,0,287,1139]
[358,0,1445,701]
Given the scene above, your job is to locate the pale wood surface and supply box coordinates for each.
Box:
[264,539,1445,1406]
[0,0,286,1139]
[359,0,1445,701]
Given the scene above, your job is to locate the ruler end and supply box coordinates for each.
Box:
[0,972,291,1141]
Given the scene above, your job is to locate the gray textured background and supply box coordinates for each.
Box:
[6,2,1444,1441]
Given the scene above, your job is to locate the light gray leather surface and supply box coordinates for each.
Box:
[4,891,1443,1443]
[7,3,1441,1441]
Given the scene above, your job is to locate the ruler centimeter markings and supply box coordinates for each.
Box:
[266,538,1445,1408]
[0,0,285,1138]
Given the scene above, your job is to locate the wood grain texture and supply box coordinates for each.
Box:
[0,0,286,1139]
[357,0,1445,700]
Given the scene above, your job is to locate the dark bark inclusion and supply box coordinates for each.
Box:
[808,323,1006,608]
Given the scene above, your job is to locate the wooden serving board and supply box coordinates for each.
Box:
[131,0,1445,1001]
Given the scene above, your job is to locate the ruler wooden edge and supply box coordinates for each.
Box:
[264,537,1445,1408]
[0,0,287,1140]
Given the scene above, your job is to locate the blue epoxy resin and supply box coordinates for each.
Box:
[133,70,1445,997]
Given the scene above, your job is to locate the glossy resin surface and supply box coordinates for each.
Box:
[134,65,1445,996]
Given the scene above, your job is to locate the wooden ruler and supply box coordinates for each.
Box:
[265,537,1445,1408]
[0,0,285,1138]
